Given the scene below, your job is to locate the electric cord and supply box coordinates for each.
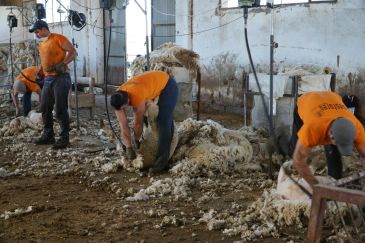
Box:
[243,7,312,197]
[103,9,126,151]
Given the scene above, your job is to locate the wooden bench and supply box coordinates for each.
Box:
[68,77,95,119]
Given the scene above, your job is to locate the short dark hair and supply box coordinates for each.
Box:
[110,91,128,110]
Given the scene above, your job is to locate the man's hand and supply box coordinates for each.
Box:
[126,147,136,160]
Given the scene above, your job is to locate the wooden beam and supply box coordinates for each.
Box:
[0,0,23,6]
[315,184,365,206]
[307,189,327,243]
[307,180,365,242]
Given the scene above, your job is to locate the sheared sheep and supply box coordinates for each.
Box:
[28,110,42,125]
[120,100,178,170]
[276,160,335,201]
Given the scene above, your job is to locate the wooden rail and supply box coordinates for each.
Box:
[307,172,365,243]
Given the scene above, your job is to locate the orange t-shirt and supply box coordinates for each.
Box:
[117,71,169,107]
[16,66,40,92]
[39,33,69,76]
[297,91,365,149]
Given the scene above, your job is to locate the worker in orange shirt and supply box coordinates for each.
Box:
[11,66,43,116]
[29,20,76,149]
[290,91,365,188]
[110,70,179,173]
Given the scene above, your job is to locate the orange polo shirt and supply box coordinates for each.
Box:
[16,66,40,92]
[39,33,69,76]
[297,91,365,149]
[117,71,169,107]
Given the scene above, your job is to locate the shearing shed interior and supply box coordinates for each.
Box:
[0,0,365,242]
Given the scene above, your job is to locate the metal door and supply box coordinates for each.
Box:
[151,0,175,50]
[104,8,127,85]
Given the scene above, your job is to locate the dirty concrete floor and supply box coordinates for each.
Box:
[0,94,304,243]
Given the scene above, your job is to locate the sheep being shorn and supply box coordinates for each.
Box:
[120,100,178,170]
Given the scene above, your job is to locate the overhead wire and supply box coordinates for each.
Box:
[28,0,245,39]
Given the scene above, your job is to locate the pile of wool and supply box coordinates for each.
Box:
[201,185,353,241]
[129,55,146,76]
[129,43,200,76]
[150,43,200,71]
[170,118,253,176]
[0,116,41,136]
[117,154,145,172]
[0,206,34,220]
[126,176,194,201]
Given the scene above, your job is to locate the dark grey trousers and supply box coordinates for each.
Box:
[40,73,71,139]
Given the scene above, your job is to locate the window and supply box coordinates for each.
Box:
[221,0,336,8]
[37,0,70,23]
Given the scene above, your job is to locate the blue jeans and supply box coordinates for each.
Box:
[22,91,32,116]
[155,76,179,166]
[40,73,71,138]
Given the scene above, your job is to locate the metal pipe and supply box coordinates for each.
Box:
[144,0,150,70]
[133,0,150,70]
[269,1,275,136]
[72,38,80,130]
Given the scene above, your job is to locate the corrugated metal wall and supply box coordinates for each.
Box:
[151,0,175,50]
[104,9,127,84]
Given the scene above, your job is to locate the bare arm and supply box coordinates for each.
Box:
[61,40,77,64]
[133,102,146,142]
[115,109,132,148]
[11,91,19,116]
[292,140,318,188]
[356,145,365,171]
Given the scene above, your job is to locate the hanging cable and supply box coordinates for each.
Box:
[242,3,315,193]
[103,9,125,151]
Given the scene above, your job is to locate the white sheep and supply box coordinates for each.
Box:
[138,100,178,169]
[276,160,335,201]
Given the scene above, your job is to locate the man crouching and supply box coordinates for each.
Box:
[110,70,178,173]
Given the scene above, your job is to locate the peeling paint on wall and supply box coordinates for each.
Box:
[338,69,365,124]
[201,52,246,112]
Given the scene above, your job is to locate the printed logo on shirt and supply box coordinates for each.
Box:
[319,103,347,111]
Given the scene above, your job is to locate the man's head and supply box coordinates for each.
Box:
[29,20,49,38]
[330,117,356,156]
[110,91,129,110]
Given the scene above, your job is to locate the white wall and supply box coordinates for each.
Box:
[0,1,105,85]
[175,0,365,121]
[0,7,28,44]
[176,0,365,81]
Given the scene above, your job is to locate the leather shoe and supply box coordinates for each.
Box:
[34,134,55,145]
[52,137,69,149]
